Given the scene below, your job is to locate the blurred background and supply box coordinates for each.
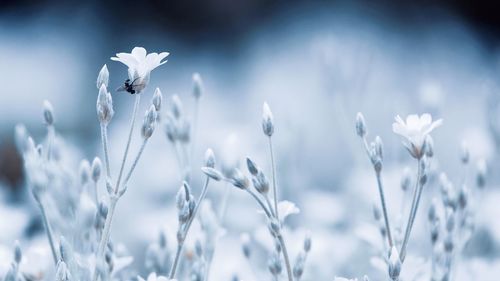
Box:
[1,0,500,280]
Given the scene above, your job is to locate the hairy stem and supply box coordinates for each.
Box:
[37,199,58,265]
[268,137,279,219]
[169,177,211,279]
[114,94,141,194]
[400,159,423,262]
[362,137,393,248]
[122,139,148,189]
[277,234,294,281]
[100,124,111,180]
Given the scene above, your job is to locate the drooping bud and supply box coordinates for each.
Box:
[192,72,203,99]
[55,261,70,281]
[373,204,382,221]
[230,168,249,189]
[43,100,55,126]
[96,64,109,89]
[388,246,401,281]
[262,102,274,137]
[97,84,114,125]
[91,157,102,182]
[356,112,367,137]
[204,148,216,168]
[152,88,162,112]
[201,167,223,181]
[141,105,157,139]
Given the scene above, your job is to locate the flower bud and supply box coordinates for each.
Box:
[171,95,183,119]
[246,157,259,176]
[303,232,312,252]
[476,159,487,188]
[55,261,70,281]
[262,102,274,137]
[96,64,109,89]
[460,141,469,164]
[91,157,102,182]
[152,88,162,112]
[388,246,401,281]
[204,148,216,168]
[356,112,367,137]
[230,168,249,189]
[240,233,251,258]
[192,72,203,99]
[79,159,91,185]
[14,240,22,264]
[97,84,114,124]
[252,171,269,194]
[373,204,382,221]
[424,135,434,158]
[400,167,411,192]
[201,167,223,181]
[43,100,55,126]
[14,124,30,154]
[142,105,157,139]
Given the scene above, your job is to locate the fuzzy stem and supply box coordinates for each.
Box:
[400,159,423,262]
[114,94,141,194]
[362,137,393,248]
[268,137,279,220]
[37,199,58,265]
[122,139,148,189]
[277,234,294,281]
[169,177,211,279]
[169,244,183,279]
[100,124,112,180]
[45,125,55,161]
[375,170,394,248]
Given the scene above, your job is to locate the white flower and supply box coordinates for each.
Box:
[392,113,442,159]
[111,47,169,92]
[138,272,170,281]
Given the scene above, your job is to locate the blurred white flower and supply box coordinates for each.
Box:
[138,272,169,281]
[392,113,442,158]
[111,47,169,91]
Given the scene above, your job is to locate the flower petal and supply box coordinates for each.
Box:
[131,47,147,61]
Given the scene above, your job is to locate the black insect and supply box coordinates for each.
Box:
[117,78,144,95]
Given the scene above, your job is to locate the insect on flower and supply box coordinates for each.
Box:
[116,77,145,95]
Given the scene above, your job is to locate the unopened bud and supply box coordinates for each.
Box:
[230,168,249,189]
[204,148,216,168]
[97,64,109,89]
[460,141,469,164]
[303,232,312,252]
[97,84,114,124]
[400,167,411,191]
[79,159,91,185]
[424,135,434,158]
[141,105,157,139]
[246,157,259,176]
[171,95,183,119]
[356,112,367,137]
[476,159,487,188]
[388,246,401,281]
[262,102,274,137]
[43,100,55,126]
[13,240,22,264]
[91,157,102,182]
[152,88,162,112]
[201,167,223,181]
[192,72,203,99]
[252,171,269,194]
